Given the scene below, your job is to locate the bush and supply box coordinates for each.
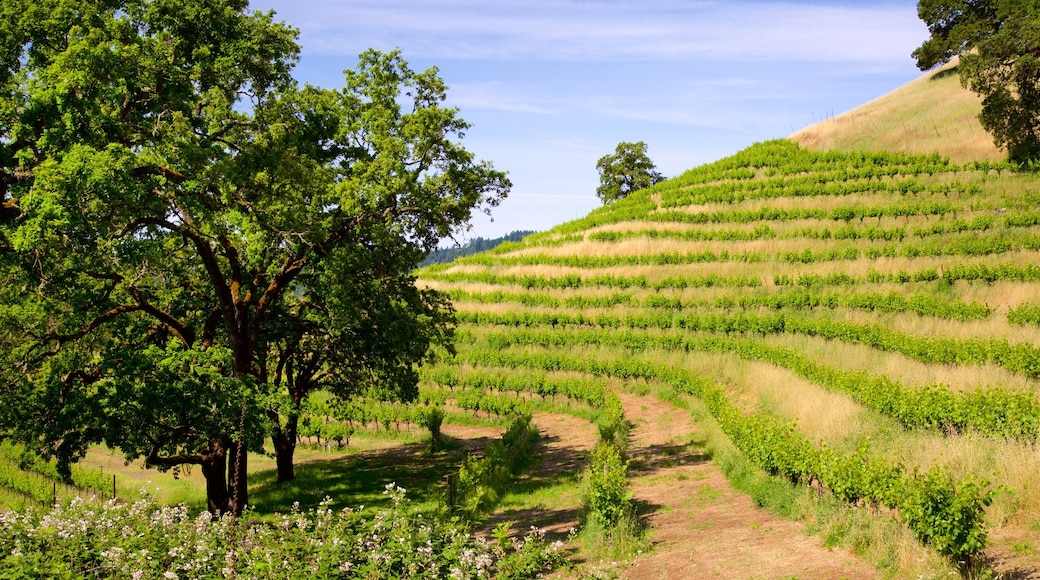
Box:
[0,484,565,579]
[581,442,631,529]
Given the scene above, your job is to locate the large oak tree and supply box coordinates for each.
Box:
[913,0,1040,162]
[0,0,508,514]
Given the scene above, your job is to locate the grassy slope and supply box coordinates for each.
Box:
[417,140,1040,577]
[791,59,1002,163]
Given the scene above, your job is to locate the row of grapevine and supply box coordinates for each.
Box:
[426,260,1040,293]
[449,286,990,322]
[460,229,1036,269]
[586,215,1001,249]
[572,214,1006,250]
[453,389,529,418]
[471,327,1040,440]
[505,198,974,243]
[459,308,1040,381]
[662,176,935,207]
[452,413,539,518]
[582,391,634,529]
[450,342,992,563]
[451,368,608,407]
[669,370,991,565]
[0,441,114,498]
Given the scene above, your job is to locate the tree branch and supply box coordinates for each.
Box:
[129,166,187,182]
[200,306,223,349]
[128,287,196,348]
[52,304,144,343]
[253,254,308,330]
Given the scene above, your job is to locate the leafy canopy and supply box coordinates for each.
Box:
[595,141,664,205]
[913,0,1040,162]
[0,0,509,513]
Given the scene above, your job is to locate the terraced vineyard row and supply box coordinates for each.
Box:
[417,139,1040,577]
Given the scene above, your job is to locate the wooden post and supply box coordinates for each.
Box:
[112,474,117,500]
[445,473,457,510]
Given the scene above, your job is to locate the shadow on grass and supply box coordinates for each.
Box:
[249,435,492,516]
[479,433,591,538]
[930,64,960,82]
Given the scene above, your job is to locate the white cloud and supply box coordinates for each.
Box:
[254,0,926,64]
[447,82,559,114]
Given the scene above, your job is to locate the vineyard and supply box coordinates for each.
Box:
[415,140,1040,577]
[6,138,1040,577]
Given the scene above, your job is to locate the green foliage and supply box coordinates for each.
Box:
[899,468,993,565]
[596,394,630,452]
[416,406,446,451]
[0,441,112,502]
[1008,302,1040,327]
[445,327,995,564]
[914,0,1040,162]
[595,141,665,205]
[0,0,509,511]
[582,442,632,529]
[0,487,566,578]
[454,414,539,518]
[471,320,1040,440]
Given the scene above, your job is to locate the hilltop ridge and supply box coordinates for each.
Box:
[791,60,1003,163]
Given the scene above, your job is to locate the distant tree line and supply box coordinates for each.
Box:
[421,231,537,266]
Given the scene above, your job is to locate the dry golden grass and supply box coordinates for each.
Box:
[873,427,1040,537]
[963,281,1040,312]
[657,341,1040,548]
[791,60,1002,163]
[441,263,492,275]
[761,333,1037,395]
[795,303,1040,345]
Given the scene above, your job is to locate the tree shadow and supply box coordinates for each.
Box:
[477,432,591,537]
[627,440,711,476]
[978,551,1040,580]
[249,434,494,515]
[930,64,960,82]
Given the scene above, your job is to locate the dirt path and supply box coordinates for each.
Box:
[618,392,880,580]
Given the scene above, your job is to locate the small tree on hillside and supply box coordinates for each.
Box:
[595,141,664,205]
[912,0,1040,163]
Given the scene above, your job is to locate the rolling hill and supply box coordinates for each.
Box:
[416,69,1040,576]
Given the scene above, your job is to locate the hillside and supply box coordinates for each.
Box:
[791,60,1003,163]
[417,140,1040,577]
[421,230,537,266]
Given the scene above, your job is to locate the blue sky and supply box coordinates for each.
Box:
[249,0,931,242]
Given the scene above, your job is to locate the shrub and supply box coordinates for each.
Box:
[0,484,565,579]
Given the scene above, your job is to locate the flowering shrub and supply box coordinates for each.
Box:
[0,484,565,579]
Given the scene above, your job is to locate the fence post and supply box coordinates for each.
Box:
[445,473,457,510]
[112,474,117,500]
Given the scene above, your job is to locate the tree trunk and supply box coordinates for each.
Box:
[197,437,248,516]
[271,412,298,482]
[200,439,231,515]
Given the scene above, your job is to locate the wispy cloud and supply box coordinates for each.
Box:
[447,82,559,114]
[255,0,925,64]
